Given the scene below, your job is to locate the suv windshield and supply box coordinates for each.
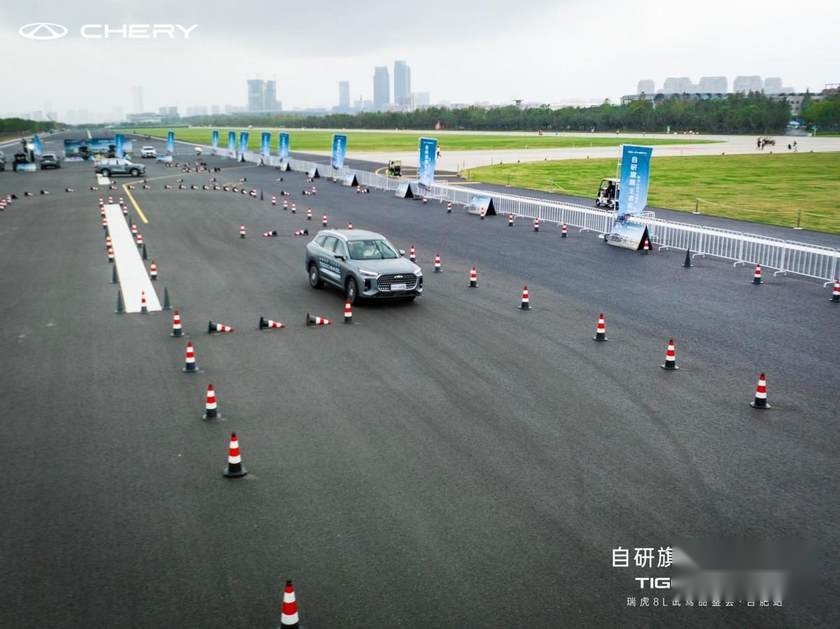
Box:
[348,239,398,260]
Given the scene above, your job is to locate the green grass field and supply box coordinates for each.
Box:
[125,127,713,153]
[466,153,840,234]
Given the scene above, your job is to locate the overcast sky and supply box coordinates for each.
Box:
[1,0,837,119]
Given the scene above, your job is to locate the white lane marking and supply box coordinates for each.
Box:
[97,174,112,186]
[104,204,161,313]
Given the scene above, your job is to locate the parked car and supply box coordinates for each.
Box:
[140,146,157,158]
[305,229,423,304]
[39,153,61,169]
[12,152,30,172]
[94,158,145,177]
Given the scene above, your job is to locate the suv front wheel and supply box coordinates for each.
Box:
[308,263,322,288]
[345,277,359,305]
[129,168,140,177]
[100,169,111,177]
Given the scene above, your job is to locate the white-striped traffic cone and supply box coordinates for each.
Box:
[533,218,540,232]
[183,341,197,372]
[283,199,288,210]
[520,285,530,310]
[753,264,763,285]
[203,384,219,419]
[831,279,840,303]
[508,214,514,227]
[642,238,650,254]
[409,246,416,262]
[750,373,770,409]
[344,301,353,324]
[593,313,608,341]
[291,203,296,214]
[306,208,312,221]
[223,432,247,478]
[306,312,332,326]
[322,214,328,227]
[105,235,112,249]
[102,216,108,230]
[561,223,568,238]
[271,195,277,206]
[136,234,144,248]
[240,224,247,238]
[280,580,300,627]
[131,223,138,236]
[433,253,441,273]
[140,291,148,314]
[171,310,183,337]
[149,261,158,280]
[347,222,353,230]
[468,266,478,288]
[661,338,678,370]
[446,201,453,213]
[107,247,114,263]
[208,320,234,334]
[259,316,285,330]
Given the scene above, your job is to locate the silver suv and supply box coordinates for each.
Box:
[94,158,145,177]
[305,229,423,303]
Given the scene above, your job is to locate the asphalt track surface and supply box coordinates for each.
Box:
[1,134,839,628]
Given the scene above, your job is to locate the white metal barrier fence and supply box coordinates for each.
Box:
[214,151,840,285]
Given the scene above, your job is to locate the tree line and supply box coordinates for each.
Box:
[156,93,796,134]
[0,118,58,135]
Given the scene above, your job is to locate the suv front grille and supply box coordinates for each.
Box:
[376,274,417,291]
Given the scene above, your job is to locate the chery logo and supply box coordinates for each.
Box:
[18,22,69,40]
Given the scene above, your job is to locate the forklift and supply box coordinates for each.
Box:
[386,159,402,177]
[595,177,619,210]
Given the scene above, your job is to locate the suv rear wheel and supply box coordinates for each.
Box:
[308,263,323,288]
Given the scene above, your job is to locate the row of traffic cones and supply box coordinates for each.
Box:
[170,306,354,338]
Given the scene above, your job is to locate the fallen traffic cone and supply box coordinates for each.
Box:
[279,580,300,627]
[750,373,771,409]
[433,253,441,273]
[468,266,478,288]
[593,313,608,341]
[240,224,246,238]
[183,341,197,372]
[259,316,285,330]
[149,260,158,280]
[753,265,763,284]
[409,246,416,262]
[520,285,530,310]
[293,229,309,237]
[343,301,353,324]
[203,384,220,419]
[533,218,540,232]
[170,310,183,337]
[508,214,514,227]
[208,320,234,334]
[140,291,148,314]
[306,312,332,326]
[223,432,247,478]
[684,249,693,268]
[561,223,568,238]
[263,230,278,237]
[831,279,840,303]
[661,339,678,370]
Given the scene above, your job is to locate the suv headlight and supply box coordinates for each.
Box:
[358,269,378,277]
[414,268,423,276]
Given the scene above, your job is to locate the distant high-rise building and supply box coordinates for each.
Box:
[185,105,209,117]
[247,79,264,112]
[131,86,144,113]
[733,75,763,93]
[338,81,350,110]
[158,106,179,117]
[210,105,222,115]
[697,76,727,93]
[394,60,411,107]
[373,66,390,111]
[763,77,783,94]
[264,80,279,112]
[662,77,693,94]
[637,80,655,95]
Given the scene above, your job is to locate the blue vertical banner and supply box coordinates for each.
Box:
[239,131,249,154]
[417,137,438,187]
[211,130,219,149]
[114,133,125,158]
[278,132,289,160]
[261,131,271,157]
[331,134,347,169]
[32,134,43,157]
[166,130,175,154]
[617,145,653,219]
[227,131,236,152]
